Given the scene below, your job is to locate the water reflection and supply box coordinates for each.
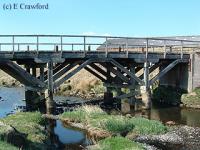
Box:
[47,119,89,150]
[122,103,200,127]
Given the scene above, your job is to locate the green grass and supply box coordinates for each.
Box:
[181,88,200,107]
[60,105,168,136]
[0,112,48,149]
[101,116,135,134]
[0,141,18,150]
[129,117,168,135]
[96,137,144,150]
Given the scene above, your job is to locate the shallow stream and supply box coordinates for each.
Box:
[0,87,200,149]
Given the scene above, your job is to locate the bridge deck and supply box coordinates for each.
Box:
[0,51,190,62]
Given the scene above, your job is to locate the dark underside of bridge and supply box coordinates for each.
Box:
[0,51,190,113]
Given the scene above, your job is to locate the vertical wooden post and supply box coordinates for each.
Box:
[130,64,137,111]
[104,63,113,105]
[32,67,37,77]
[25,66,31,111]
[141,62,151,109]
[46,61,55,114]
[40,65,45,101]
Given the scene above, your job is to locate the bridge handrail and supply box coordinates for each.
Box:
[0,35,200,58]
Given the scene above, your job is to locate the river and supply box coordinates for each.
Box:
[0,87,200,149]
[0,87,89,149]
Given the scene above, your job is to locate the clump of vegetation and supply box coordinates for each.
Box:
[102,116,134,134]
[129,117,168,135]
[181,88,200,108]
[61,105,106,122]
[0,112,48,149]
[0,140,18,150]
[152,85,186,105]
[94,136,144,150]
[60,105,168,137]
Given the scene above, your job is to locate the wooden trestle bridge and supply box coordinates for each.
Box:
[0,35,200,113]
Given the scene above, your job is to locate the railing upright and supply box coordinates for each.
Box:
[36,36,39,54]
[105,37,108,57]
[84,36,86,54]
[145,38,149,61]
[181,41,183,59]
[12,36,15,54]
[18,44,20,51]
[164,40,166,59]
[61,36,63,53]
[72,44,74,51]
[126,38,129,57]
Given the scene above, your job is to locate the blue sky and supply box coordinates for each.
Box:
[0,0,200,37]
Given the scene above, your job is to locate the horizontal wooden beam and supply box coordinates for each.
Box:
[115,92,135,99]
[103,83,135,88]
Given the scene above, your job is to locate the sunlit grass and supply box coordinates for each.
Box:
[60,105,168,136]
[0,141,18,150]
[95,136,144,150]
[0,112,47,149]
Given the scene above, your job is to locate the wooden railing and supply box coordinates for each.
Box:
[0,35,200,58]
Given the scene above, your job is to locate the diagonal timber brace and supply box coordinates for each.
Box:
[54,59,93,88]
[101,63,130,83]
[109,58,144,85]
[0,60,46,90]
[84,66,106,82]
[149,59,183,85]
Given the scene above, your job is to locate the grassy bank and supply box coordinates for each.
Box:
[60,105,168,150]
[181,88,200,108]
[0,112,48,149]
[93,137,144,150]
[0,141,18,150]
